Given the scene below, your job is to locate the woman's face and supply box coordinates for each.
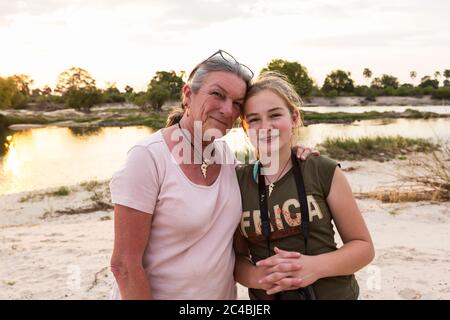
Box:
[183,71,246,138]
[243,89,299,154]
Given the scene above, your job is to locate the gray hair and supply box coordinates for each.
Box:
[188,55,252,94]
[166,54,252,127]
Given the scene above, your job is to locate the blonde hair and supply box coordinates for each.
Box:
[242,71,304,127]
[239,72,304,160]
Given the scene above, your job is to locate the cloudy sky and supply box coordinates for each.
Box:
[1,0,449,91]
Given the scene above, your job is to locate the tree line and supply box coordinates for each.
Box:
[1,60,450,111]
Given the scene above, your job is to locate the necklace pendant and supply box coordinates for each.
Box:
[268,183,274,197]
[201,162,209,179]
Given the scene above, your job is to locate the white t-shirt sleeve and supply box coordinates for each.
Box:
[109,145,159,214]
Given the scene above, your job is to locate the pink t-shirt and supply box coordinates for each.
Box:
[109,130,242,299]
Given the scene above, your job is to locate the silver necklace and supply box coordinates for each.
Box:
[264,156,291,197]
[177,122,214,179]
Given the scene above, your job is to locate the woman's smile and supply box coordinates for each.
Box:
[209,115,228,127]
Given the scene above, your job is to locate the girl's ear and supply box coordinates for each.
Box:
[292,109,301,127]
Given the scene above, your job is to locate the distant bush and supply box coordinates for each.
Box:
[319,136,439,161]
[0,77,29,109]
[101,87,126,103]
[383,86,396,96]
[431,87,450,100]
[52,186,70,196]
[324,89,338,98]
[64,87,102,111]
[131,92,149,108]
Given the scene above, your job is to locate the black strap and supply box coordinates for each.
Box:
[257,151,310,256]
[290,152,310,255]
[257,164,272,255]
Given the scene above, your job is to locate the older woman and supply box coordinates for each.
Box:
[109,50,313,299]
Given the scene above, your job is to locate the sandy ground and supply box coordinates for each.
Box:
[0,157,449,300]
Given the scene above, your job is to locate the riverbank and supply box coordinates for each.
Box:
[306,95,450,107]
[0,154,448,299]
[1,101,449,131]
[0,103,169,130]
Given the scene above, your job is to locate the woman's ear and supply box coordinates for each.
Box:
[182,84,192,109]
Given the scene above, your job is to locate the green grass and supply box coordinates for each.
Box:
[389,209,400,215]
[2,115,53,125]
[93,108,139,113]
[1,114,94,126]
[304,111,380,122]
[96,113,168,128]
[52,186,70,196]
[3,107,446,130]
[80,180,100,192]
[3,113,166,129]
[303,109,443,124]
[19,193,40,203]
[18,186,71,203]
[73,117,100,123]
[319,136,440,161]
[141,116,167,128]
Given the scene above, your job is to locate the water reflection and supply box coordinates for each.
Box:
[3,135,18,174]
[0,118,449,195]
[0,127,12,157]
[223,118,450,151]
[302,105,450,114]
[296,118,450,147]
[0,126,154,195]
[68,126,103,137]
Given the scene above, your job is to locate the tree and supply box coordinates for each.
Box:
[443,69,450,80]
[11,74,34,96]
[261,59,314,96]
[64,87,101,111]
[102,82,125,103]
[0,77,27,109]
[443,70,450,87]
[321,70,354,95]
[31,88,42,97]
[410,71,417,84]
[148,71,184,101]
[397,83,415,96]
[42,85,52,96]
[55,67,97,94]
[124,85,134,95]
[380,74,399,89]
[419,76,439,89]
[123,85,134,102]
[0,77,17,109]
[363,68,372,86]
[55,67,99,111]
[370,77,382,89]
[434,71,441,86]
[147,83,170,111]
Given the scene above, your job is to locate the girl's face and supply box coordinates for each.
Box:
[243,89,299,154]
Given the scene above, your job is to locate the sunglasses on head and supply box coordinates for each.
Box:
[188,49,254,81]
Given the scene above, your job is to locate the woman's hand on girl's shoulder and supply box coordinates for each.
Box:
[292,145,320,160]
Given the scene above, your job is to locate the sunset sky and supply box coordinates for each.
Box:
[1,0,449,91]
